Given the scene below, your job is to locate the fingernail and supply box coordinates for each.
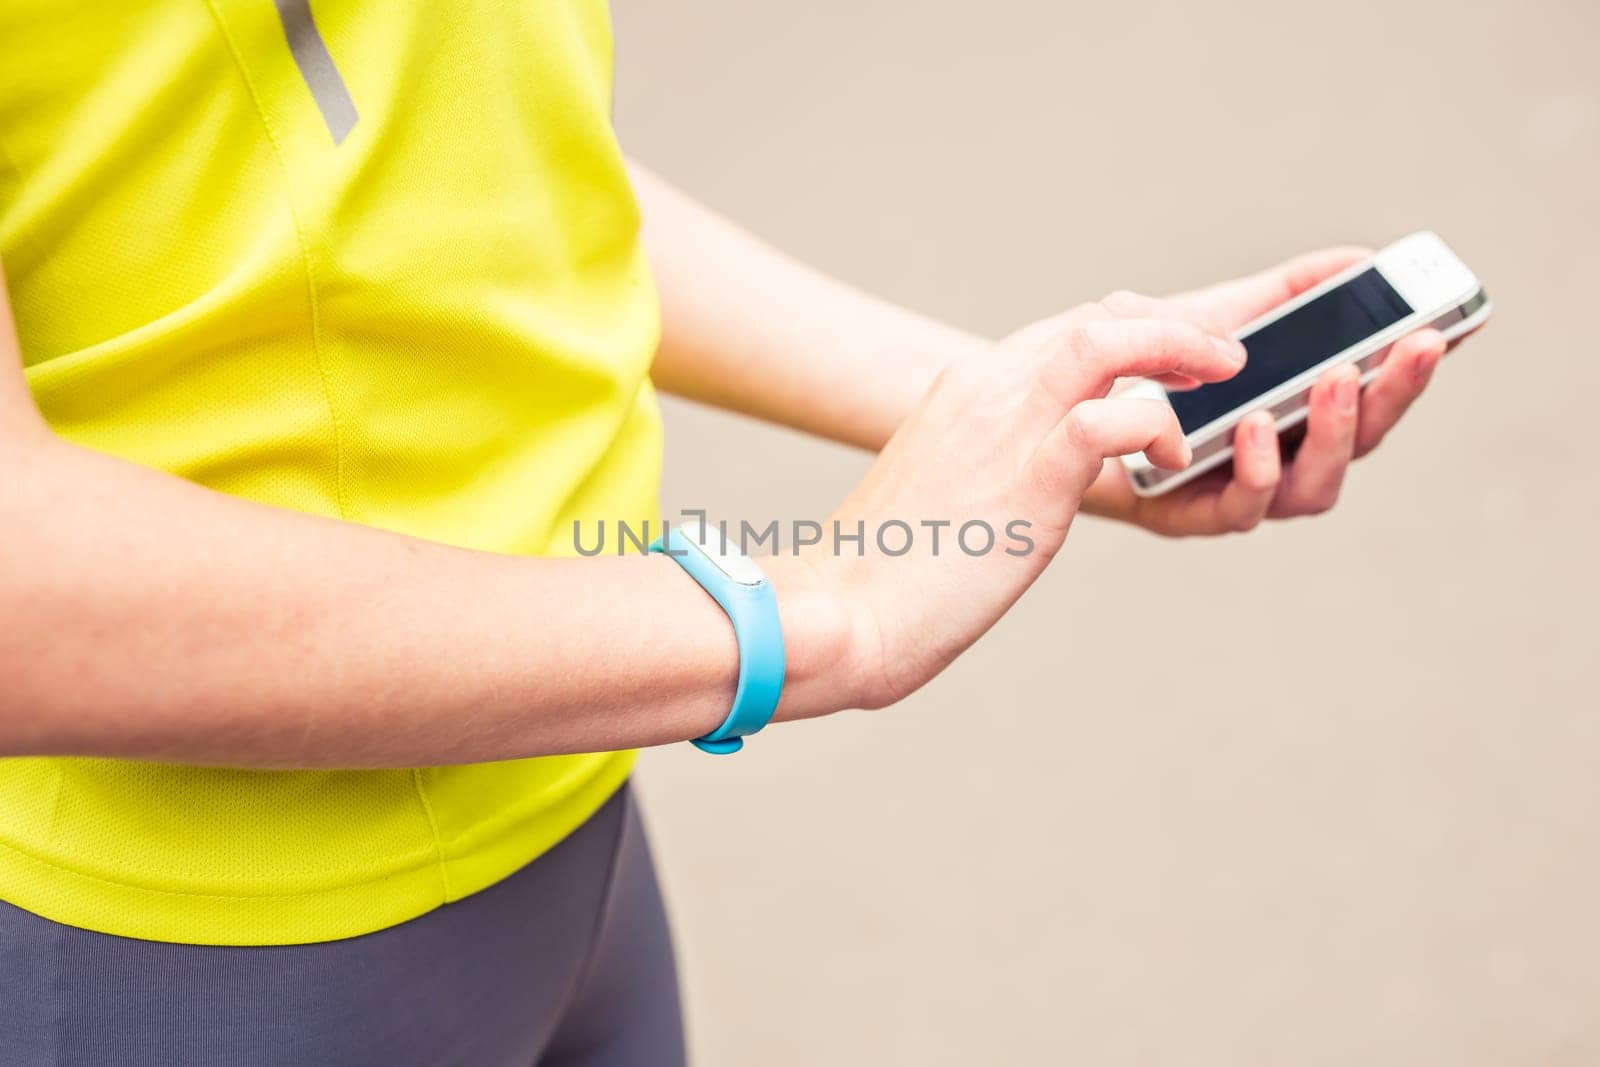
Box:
[1335,372,1359,414]
[1212,337,1246,365]
[1254,418,1274,450]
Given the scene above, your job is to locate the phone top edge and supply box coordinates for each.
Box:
[1373,232,1479,315]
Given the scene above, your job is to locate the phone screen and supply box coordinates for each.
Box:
[1167,268,1413,435]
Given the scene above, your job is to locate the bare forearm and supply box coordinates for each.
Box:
[632,162,985,451]
[0,433,852,767]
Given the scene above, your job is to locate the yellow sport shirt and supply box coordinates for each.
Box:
[0,0,661,945]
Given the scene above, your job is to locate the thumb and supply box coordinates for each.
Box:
[1023,397,1188,529]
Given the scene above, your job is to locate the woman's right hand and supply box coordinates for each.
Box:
[776,293,1247,716]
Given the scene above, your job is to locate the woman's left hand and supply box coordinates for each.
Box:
[1082,247,1453,536]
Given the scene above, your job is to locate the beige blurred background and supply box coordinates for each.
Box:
[612,2,1599,1063]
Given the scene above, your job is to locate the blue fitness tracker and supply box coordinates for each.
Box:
[649,521,785,754]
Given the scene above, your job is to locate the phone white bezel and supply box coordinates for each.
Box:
[1121,232,1487,497]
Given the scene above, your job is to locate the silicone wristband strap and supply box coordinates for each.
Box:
[649,527,786,754]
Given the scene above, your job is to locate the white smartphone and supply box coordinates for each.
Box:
[1121,231,1491,497]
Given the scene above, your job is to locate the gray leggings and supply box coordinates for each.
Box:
[0,783,685,1066]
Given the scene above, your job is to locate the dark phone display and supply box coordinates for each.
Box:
[1168,268,1413,434]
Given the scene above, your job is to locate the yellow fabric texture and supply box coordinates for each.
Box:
[0,0,659,945]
